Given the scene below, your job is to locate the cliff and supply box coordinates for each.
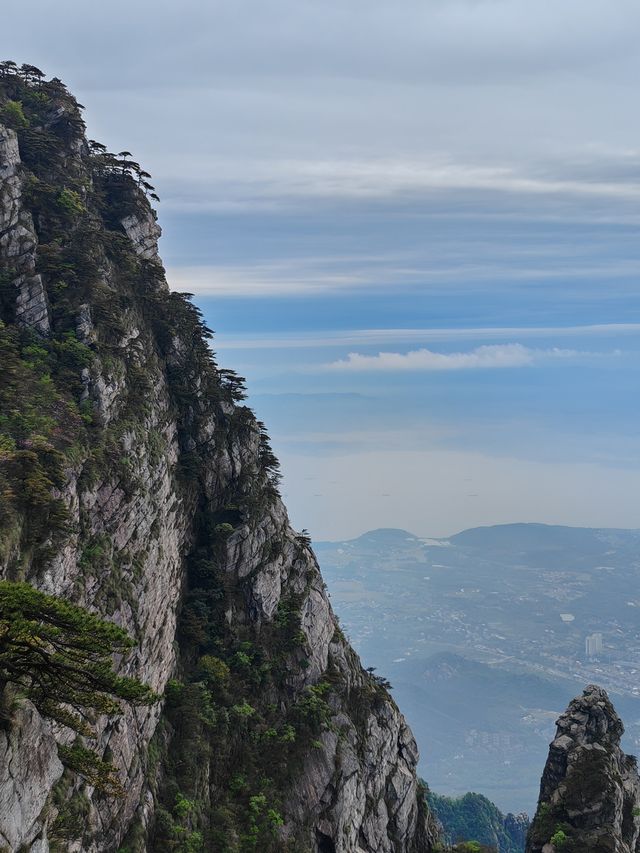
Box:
[526,685,640,853]
[0,65,440,852]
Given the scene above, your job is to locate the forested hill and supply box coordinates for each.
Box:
[427,791,528,853]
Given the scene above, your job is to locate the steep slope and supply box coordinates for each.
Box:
[527,685,640,853]
[0,65,440,853]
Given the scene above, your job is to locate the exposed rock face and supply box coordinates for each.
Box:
[0,71,440,852]
[0,703,64,852]
[120,211,161,261]
[0,124,50,332]
[527,685,640,853]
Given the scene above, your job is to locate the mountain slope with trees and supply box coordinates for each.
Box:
[427,790,528,853]
[0,63,440,853]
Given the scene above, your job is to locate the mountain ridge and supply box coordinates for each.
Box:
[319,522,640,548]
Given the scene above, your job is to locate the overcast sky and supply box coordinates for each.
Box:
[4,1,640,538]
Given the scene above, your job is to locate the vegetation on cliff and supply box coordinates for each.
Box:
[527,686,640,853]
[0,62,438,853]
[0,580,156,794]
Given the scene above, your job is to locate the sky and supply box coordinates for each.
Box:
[3,1,640,539]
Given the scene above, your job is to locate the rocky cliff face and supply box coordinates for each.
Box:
[0,68,440,852]
[527,685,640,853]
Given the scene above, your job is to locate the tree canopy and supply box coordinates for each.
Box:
[0,580,157,793]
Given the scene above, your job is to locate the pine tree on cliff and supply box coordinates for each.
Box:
[0,580,156,793]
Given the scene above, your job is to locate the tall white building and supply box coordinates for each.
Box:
[585,632,603,657]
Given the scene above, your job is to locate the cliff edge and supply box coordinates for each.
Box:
[0,64,440,852]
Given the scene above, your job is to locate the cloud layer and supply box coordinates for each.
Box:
[325,344,609,371]
[215,324,640,350]
[5,0,640,215]
[5,1,638,538]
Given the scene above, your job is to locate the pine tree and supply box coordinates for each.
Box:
[0,580,157,793]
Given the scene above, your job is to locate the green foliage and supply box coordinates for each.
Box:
[0,323,92,564]
[240,794,284,851]
[1,99,28,128]
[78,534,110,574]
[528,804,579,852]
[231,699,255,718]
[273,594,305,651]
[153,525,330,850]
[427,789,527,853]
[174,793,197,819]
[293,682,332,732]
[57,743,124,798]
[550,828,568,848]
[197,655,230,688]
[49,780,91,848]
[57,187,85,216]
[0,581,156,790]
[151,806,204,853]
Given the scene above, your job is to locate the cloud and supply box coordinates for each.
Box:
[324,343,612,371]
[216,324,640,350]
[166,253,640,298]
[167,263,370,297]
[154,154,640,211]
[8,0,640,90]
[7,0,640,215]
[258,157,640,203]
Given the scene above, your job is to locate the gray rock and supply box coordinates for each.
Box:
[0,701,63,851]
[120,211,161,261]
[527,685,640,853]
[0,82,439,853]
[0,124,50,334]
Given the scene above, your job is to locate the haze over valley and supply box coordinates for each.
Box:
[316,524,640,814]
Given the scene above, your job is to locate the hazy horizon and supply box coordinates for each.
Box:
[315,520,640,543]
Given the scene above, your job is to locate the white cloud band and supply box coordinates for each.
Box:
[324,343,614,371]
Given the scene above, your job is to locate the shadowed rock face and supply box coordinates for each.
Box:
[527,685,640,853]
[0,70,440,852]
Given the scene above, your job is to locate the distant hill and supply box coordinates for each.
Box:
[351,528,420,545]
[449,522,640,554]
[317,523,640,813]
[427,790,529,853]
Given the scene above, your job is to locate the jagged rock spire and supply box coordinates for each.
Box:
[527,685,640,853]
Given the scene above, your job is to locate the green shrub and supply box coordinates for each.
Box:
[551,828,568,848]
[57,187,85,216]
[1,99,28,128]
[174,792,196,819]
[231,699,255,718]
[197,655,230,686]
